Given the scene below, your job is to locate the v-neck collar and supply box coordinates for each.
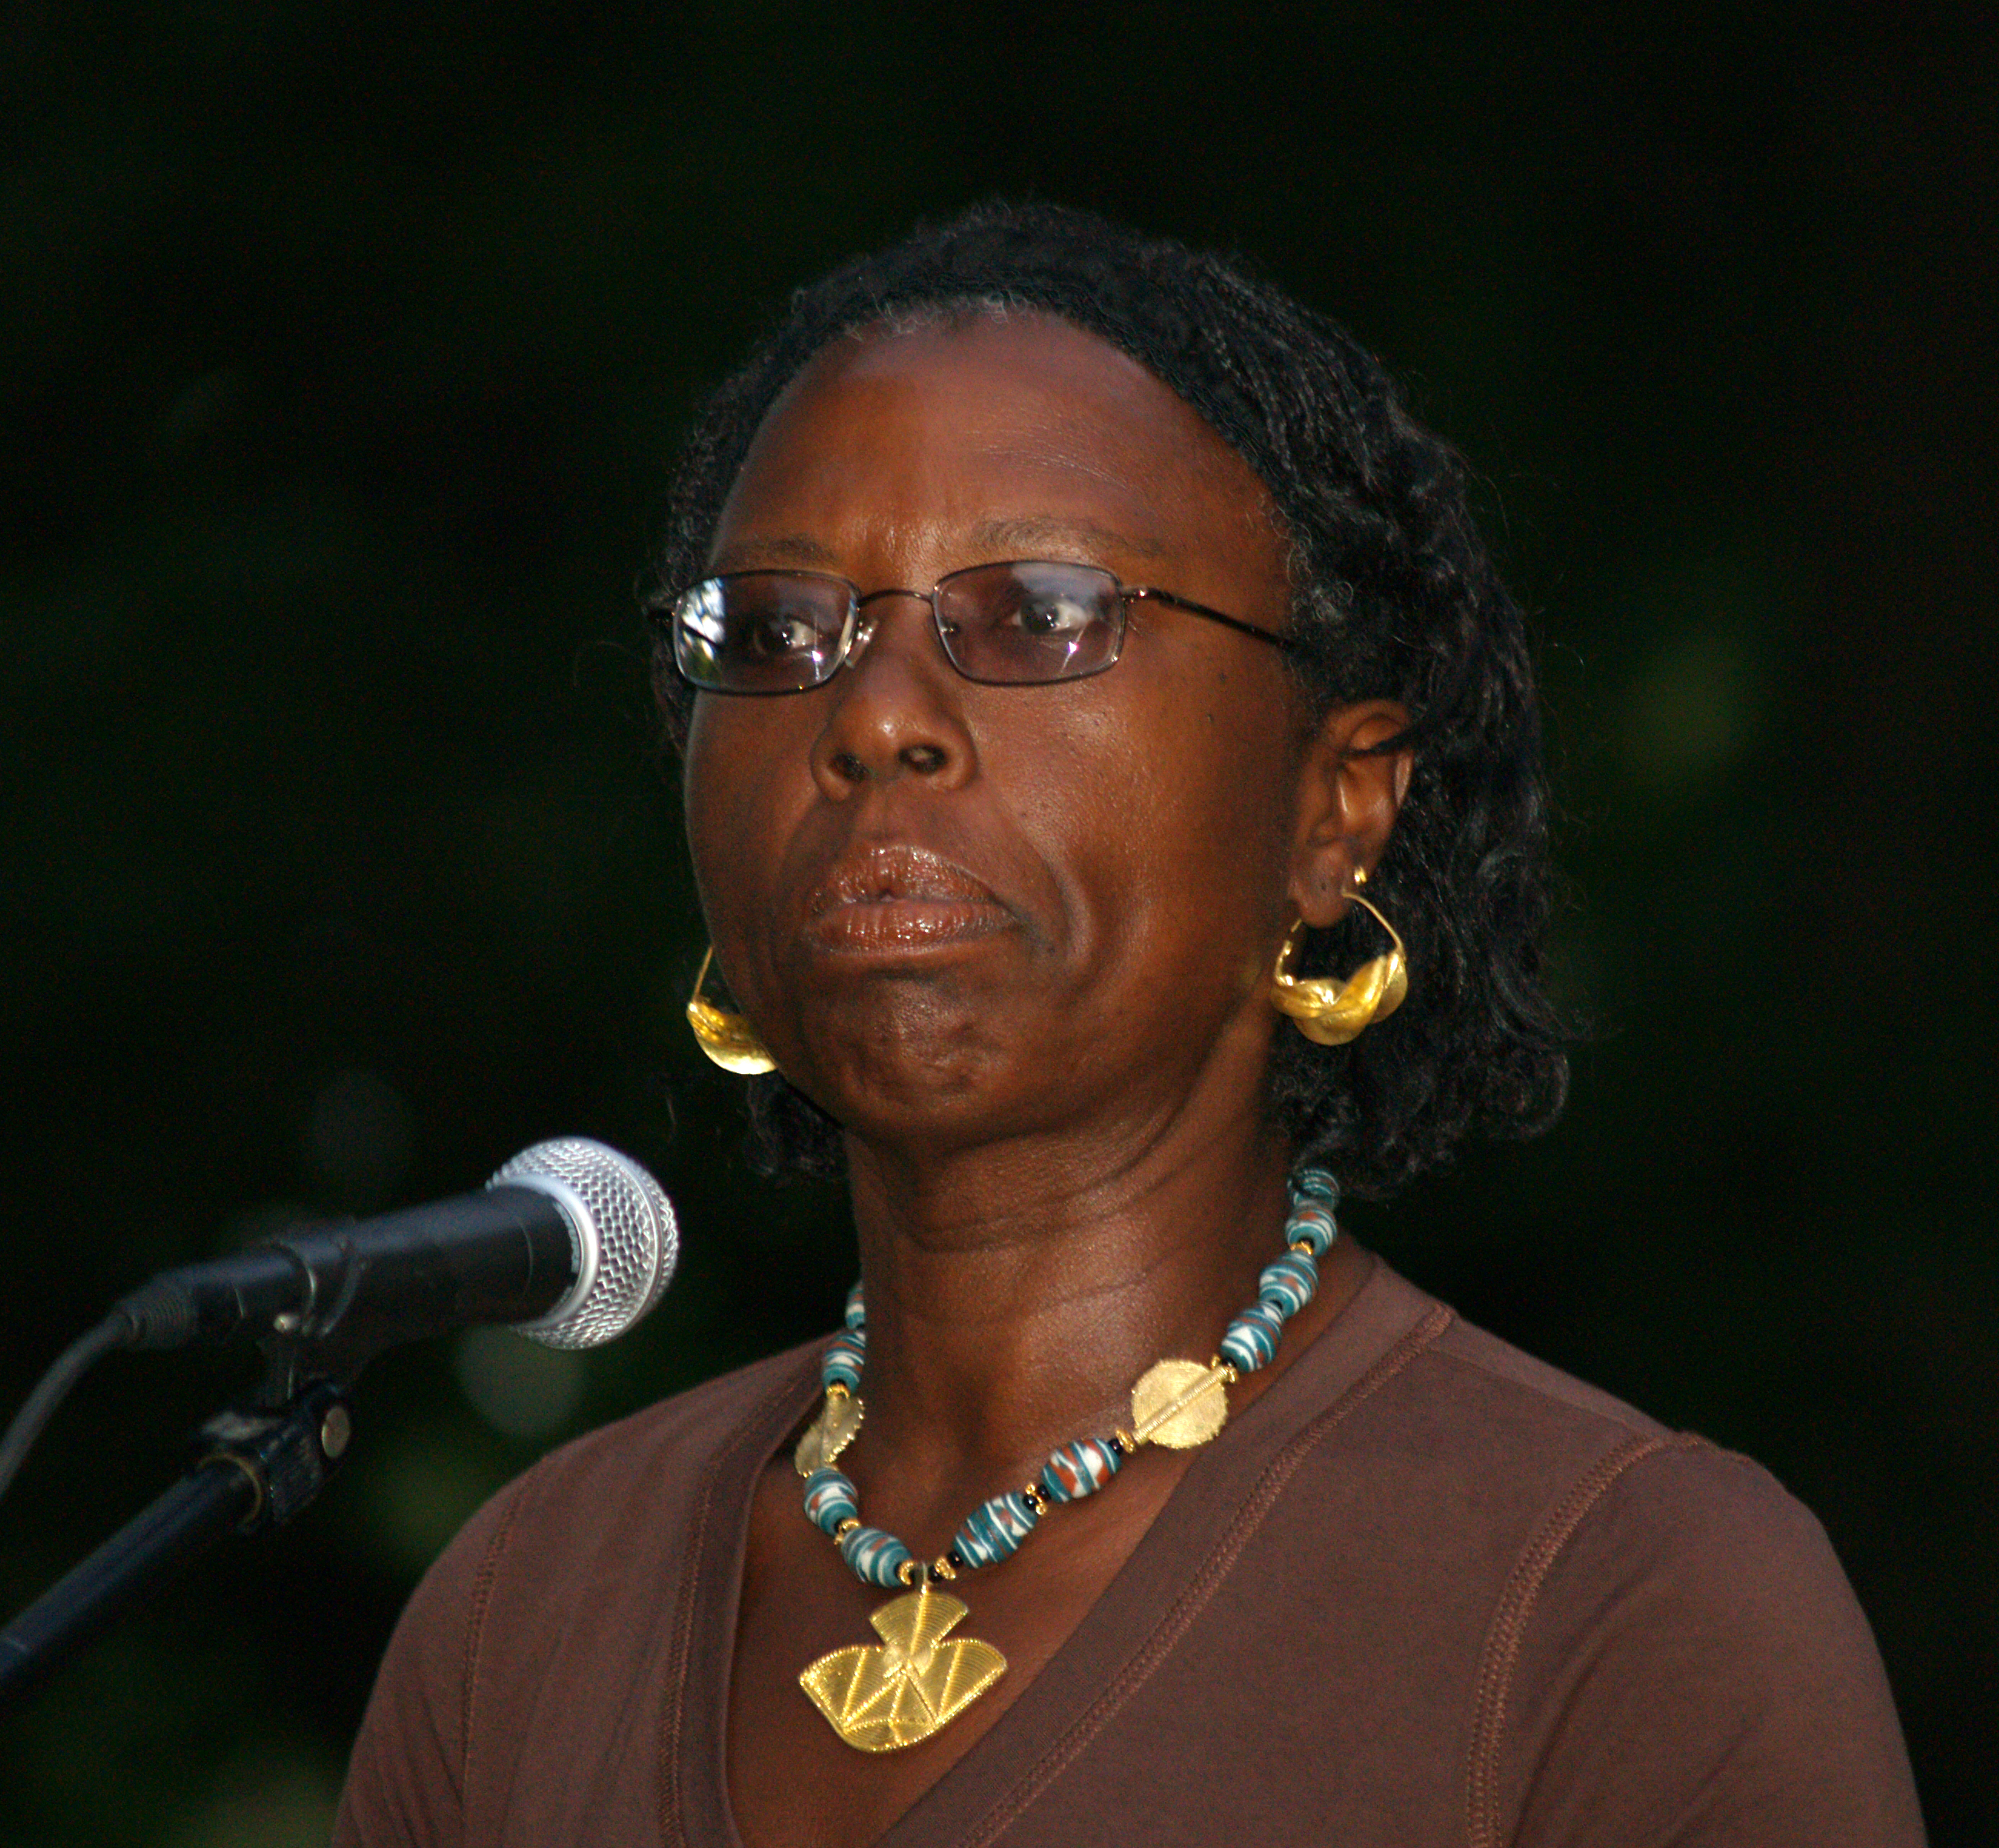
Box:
[661,1253,1447,1848]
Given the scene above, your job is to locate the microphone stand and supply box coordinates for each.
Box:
[0,1219,484,1713]
[0,1364,354,1712]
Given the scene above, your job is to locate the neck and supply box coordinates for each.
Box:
[835,1105,1296,1540]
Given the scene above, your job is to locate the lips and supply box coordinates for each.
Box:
[803,845,1009,954]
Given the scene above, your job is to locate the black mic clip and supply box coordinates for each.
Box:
[245,1228,382,1406]
[117,1227,385,1403]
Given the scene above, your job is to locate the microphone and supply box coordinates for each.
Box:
[112,1138,678,1357]
[0,1140,675,1699]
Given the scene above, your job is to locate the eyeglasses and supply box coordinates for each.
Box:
[669,558,1292,694]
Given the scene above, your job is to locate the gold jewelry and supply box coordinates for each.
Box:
[795,1173,1344,1750]
[798,1580,1008,1752]
[685,945,777,1075]
[1268,869,1409,1045]
[793,1382,863,1474]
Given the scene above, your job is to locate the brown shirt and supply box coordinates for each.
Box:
[334,1259,1924,1846]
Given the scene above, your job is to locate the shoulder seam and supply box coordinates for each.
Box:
[956,1299,1457,1848]
[1426,1340,1662,1444]
[1463,1428,1709,1848]
[458,1484,524,1806]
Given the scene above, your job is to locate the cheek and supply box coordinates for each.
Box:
[1003,677,1296,972]
[681,705,792,945]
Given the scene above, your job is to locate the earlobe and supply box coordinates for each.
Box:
[1286,700,1412,929]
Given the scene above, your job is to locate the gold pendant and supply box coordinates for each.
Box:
[793,1388,864,1477]
[1129,1357,1234,1448]
[799,1582,1007,1752]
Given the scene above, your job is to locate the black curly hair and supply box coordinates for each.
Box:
[647,202,1569,1195]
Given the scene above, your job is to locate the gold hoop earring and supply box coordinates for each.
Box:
[687,946,777,1075]
[1268,871,1409,1046]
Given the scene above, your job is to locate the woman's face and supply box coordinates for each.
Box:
[682,311,1321,1155]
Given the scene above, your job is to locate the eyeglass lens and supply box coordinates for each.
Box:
[674,573,850,694]
[673,562,1128,693]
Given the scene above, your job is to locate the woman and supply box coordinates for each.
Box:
[335,206,1921,1846]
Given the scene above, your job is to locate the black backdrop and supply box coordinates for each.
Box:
[2,6,1992,1841]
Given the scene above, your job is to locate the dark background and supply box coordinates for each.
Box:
[2,5,1992,1841]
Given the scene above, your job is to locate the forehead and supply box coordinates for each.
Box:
[713,309,1286,573]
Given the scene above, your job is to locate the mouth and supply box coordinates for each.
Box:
[803,845,1011,956]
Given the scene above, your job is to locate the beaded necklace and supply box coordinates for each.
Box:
[793,1168,1340,1752]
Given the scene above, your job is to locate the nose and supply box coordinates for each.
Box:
[809,592,975,796]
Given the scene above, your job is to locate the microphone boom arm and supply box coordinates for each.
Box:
[0,1378,354,1713]
[0,1135,675,1710]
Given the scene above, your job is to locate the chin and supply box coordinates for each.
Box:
[802,1023,1116,1166]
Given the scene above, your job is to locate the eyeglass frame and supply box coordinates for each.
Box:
[667,557,1296,694]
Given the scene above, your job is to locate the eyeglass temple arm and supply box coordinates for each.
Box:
[1123,587,1297,652]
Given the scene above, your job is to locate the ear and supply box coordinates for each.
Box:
[1286,701,1413,929]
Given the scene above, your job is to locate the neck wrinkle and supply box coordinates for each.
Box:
[834,1113,1294,1537]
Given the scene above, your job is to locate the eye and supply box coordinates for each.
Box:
[1003,590,1095,638]
[743,610,820,658]
[935,564,1121,681]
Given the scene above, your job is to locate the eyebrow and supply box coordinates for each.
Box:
[712,516,1165,577]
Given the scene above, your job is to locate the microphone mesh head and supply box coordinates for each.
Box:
[487,1138,678,1349]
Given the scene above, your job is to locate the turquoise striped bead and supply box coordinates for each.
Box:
[1289,1166,1339,1208]
[1040,1438,1123,1503]
[1285,1201,1338,1256]
[803,1467,858,1534]
[804,1188,1332,1594]
[839,1524,912,1587]
[821,1328,866,1393]
[955,1491,1039,1568]
[1220,1298,1286,1372]
[1259,1250,1319,1319]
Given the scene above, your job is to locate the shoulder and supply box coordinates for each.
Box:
[333,1341,820,1846]
[1336,1268,1806,1546]
[1392,1291,1867,1644]
[431,1335,822,1629]
[476,1337,819,1544]
[401,1337,817,1611]
[1488,1436,1924,1845]
[1357,1279,1924,1847]
[1415,1298,1675,1470]
[1283,1268,1691,1591]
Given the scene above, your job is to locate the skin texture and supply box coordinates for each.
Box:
[680,312,1409,1848]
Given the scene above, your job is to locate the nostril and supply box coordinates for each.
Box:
[831,751,869,783]
[901,743,947,776]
